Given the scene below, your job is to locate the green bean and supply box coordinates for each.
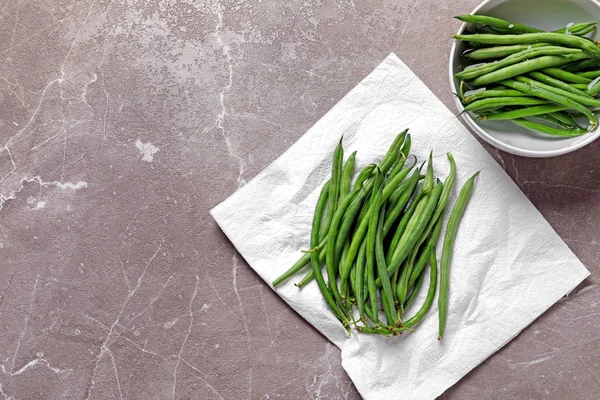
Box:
[479,104,569,121]
[470,53,591,86]
[463,89,534,103]
[387,177,411,208]
[396,239,420,311]
[572,83,590,90]
[452,33,600,54]
[320,139,343,240]
[404,264,426,311]
[355,241,368,321]
[273,181,331,287]
[513,118,588,137]
[386,189,428,264]
[352,164,376,191]
[513,75,600,108]
[463,97,551,112]
[500,79,598,130]
[404,250,438,329]
[438,172,479,341]
[578,70,600,79]
[527,71,592,98]
[375,206,396,326]
[308,180,349,327]
[396,153,451,306]
[541,67,592,84]
[555,22,597,34]
[337,189,370,297]
[464,43,551,60]
[365,169,385,325]
[588,78,600,97]
[379,130,408,175]
[340,151,357,201]
[565,58,600,72]
[455,15,541,34]
[386,184,443,279]
[409,211,444,287]
[325,187,363,314]
[531,113,571,128]
[383,170,421,236]
[456,47,583,80]
[550,111,581,128]
[574,25,596,37]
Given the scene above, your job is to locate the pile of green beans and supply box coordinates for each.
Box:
[453,14,600,137]
[272,131,479,338]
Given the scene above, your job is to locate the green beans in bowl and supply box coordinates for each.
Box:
[449,0,600,157]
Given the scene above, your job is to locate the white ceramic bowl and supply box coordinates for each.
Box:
[449,0,600,158]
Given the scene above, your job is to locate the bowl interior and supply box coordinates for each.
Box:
[450,0,600,157]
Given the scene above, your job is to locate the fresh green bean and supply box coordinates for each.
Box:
[438,172,479,341]
[355,241,367,321]
[404,250,438,329]
[565,58,600,72]
[325,186,363,314]
[500,79,598,130]
[527,71,592,98]
[375,206,396,326]
[352,164,376,191]
[513,118,588,137]
[337,189,370,296]
[308,180,349,327]
[513,75,600,108]
[555,22,597,34]
[386,184,443,279]
[578,70,600,79]
[479,104,569,120]
[387,177,411,208]
[386,190,428,264]
[404,264,426,311]
[463,89,534,103]
[320,139,343,240]
[366,169,385,326]
[383,170,421,236]
[464,43,551,60]
[455,14,541,34]
[588,78,600,96]
[452,33,600,54]
[463,97,551,112]
[470,53,591,86]
[571,24,597,37]
[572,83,589,90]
[340,151,357,201]
[551,111,581,128]
[409,212,444,287]
[456,47,583,80]
[541,67,592,84]
[379,130,408,175]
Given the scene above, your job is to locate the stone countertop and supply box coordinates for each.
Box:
[1,1,599,399]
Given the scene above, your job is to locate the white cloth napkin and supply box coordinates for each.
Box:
[210,53,590,400]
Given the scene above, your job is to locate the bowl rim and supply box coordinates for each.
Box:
[448,0,600,158]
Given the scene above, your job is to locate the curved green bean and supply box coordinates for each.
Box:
[578,70,600,80]
[375,206,396,326]
[308,180,349,327]
[455,15,541,34]
[386,189,428,264]
[404,250,438,329]
[352,164,376,191]
[409,211,444,288]
[439,171,479,341]
[555,21,597,34]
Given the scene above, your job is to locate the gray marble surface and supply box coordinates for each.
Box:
[1,0,599,399]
